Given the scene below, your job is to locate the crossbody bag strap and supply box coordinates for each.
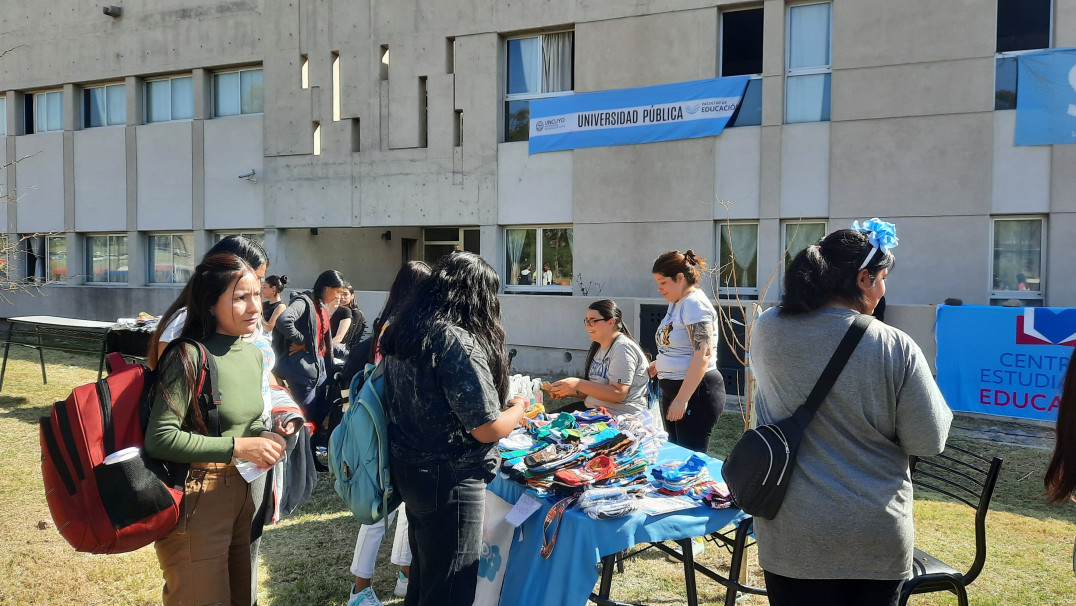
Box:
[789,314,873,428]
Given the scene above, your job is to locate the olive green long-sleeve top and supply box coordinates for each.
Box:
[145,333,267,463]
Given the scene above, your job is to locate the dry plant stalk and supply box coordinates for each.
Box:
[709,198,803,431]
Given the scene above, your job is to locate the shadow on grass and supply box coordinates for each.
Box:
[0,396,53,427]
[258,476,366,606]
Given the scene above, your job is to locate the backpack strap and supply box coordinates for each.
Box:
[163,338,222,437]
[789,314,873,428]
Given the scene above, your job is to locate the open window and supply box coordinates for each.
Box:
[503,31,574,142]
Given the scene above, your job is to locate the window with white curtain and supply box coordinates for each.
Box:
[718,223,759,298]
[145,76,194,123]
[83,83,126,128]
[33,91,64,133]
[504,226,573,292]
[785,2,831,124]
[213,68,264,117]
[782,221,826,271]
[0,97,7,136]
[994,0,1052,110]
[504,31,574,142]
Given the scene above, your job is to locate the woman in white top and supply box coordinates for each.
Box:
[650,250,724,453]
[550,299,650,417]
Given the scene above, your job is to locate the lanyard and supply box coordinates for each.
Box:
[540,494,579,559]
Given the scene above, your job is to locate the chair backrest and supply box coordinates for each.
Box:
[909,444,1003,586]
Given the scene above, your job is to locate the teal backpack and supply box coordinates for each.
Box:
[329,362,400,524]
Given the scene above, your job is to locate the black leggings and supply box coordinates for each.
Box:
[763,571,901,606]
[658,369,725,453]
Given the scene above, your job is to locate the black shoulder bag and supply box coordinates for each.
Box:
[722,314,872,520]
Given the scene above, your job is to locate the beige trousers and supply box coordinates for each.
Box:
[155,462,254,606]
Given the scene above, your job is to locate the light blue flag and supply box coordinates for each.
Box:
[1015,47,1076,146]
[528,77,749,154]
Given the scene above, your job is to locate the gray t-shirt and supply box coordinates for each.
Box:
[749,307,953,581]
[583,335,650,416]
[654,288,719,380]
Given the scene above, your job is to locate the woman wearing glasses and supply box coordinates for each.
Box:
[550,299,650,417]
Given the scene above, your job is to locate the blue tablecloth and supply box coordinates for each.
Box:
[488,444,746,606]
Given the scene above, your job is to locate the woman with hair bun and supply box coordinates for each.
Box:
[650,249,725,452]
[261,274,288,332]
[750,219,951,605]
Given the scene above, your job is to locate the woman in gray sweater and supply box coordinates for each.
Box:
[750,220,952,606]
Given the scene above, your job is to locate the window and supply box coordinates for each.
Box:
[783,221,826,270]
[0,97,6,136]
[785,2,831,124]
[212,231,265,247]
[83,83,126,128]
[504,227,573,292]
[423,227,480,266]
[504,31,574,142]
[32,91,64,133]
[149,233,194,284]
[145,76,193,123]
[46,236,66,283]
[995,0,1052,110]
[85,234,128,283]
[722,8,764,128]
[718,223,759,298]
[213,68,264,117]
[991,217,1045,304]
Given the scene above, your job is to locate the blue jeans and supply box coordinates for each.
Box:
[391,456,490,606]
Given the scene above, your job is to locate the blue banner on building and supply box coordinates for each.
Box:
[1015,47,1076,146]
[528,77,750,154]
[935,305,1076,422]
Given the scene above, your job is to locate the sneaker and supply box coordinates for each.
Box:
[348,586,383,606]
[393,571,409,598]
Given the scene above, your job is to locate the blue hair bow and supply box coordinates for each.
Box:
[851,218,899,253]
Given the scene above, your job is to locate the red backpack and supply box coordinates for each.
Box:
[39,339,220,554]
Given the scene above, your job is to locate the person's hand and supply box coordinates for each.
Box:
[288,343,306,355]
[234,436,285,468]
[648,361,657,378]
[273,417,303,437]
[508,396,527,411]
[550,378,579,400]
[666,398,689,422]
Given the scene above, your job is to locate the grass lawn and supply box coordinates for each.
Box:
[1,349,1074,605]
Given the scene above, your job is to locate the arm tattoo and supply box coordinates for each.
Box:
[686,321,714,354]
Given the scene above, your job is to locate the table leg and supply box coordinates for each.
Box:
[598,553,617,599]
[97,332,109,381]
[677,538,699,606]
[35,326,47,385]
[724,517,755,606]
[0,322,12,392]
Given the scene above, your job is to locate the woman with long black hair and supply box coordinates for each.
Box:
[380,252,525,606]
[346,260,431,606]
[145,252,286,605]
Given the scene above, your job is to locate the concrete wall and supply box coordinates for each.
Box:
[73,127,127,231]
[203,115,264,229]
[13,133,65,233]
[136,122,194,230]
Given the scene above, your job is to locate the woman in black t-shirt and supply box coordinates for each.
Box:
[261,274,288,332]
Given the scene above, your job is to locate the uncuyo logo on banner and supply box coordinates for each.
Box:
[1015,308,1076,346]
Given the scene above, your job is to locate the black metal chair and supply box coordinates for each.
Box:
[899,444,1003,606]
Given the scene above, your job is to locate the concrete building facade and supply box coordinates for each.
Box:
[0,0,1072,375]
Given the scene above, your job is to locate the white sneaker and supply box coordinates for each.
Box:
[394,571,409,598]
[348,586,384,606]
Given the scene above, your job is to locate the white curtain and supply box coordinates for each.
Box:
[26,236,45,280]
[786,73,830,123]
[788,3,831,70]
[507,230,527,285]
[542,32,573,92]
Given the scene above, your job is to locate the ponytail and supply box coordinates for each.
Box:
[652,250,708,285]
[780,228,894,314]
